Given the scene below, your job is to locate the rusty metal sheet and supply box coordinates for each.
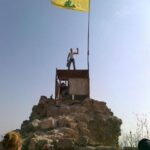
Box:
[69,78,89,95]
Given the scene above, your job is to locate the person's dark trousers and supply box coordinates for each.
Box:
[68,58,76,70]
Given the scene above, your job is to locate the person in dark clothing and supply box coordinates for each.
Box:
[138,138,150,150]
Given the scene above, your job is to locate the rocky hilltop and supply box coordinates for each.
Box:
[20,96,122,150]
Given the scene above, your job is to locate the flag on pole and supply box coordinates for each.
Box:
[51,0,89,12]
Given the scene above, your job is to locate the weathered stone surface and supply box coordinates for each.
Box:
[54,138,74,150]
[20,96,122,150]
[95,146,116,150]
[76,136,89,146]
[123,147,138,150]
[39,117,56,130]
[74,145,96,150]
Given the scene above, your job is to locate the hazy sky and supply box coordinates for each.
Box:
[0,0,150,138]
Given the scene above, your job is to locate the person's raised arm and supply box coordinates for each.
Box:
[73,48,79,54]
[77,48,79,54]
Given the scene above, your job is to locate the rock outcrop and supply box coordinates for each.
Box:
[20,96,122,150]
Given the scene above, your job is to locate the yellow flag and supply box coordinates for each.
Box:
[51,0,89,12]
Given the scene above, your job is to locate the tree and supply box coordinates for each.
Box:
[120,114,150,148]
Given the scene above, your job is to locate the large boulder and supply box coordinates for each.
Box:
[20,96,122,150]
[39,117,56,130]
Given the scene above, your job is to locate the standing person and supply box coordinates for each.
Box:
[67,48,79,70]
[0,131,22,150]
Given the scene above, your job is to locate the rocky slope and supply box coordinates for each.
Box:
[20,96,122,150]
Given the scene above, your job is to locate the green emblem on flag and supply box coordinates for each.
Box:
[64,0,75,8]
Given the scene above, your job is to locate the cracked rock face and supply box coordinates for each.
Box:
[20,96,122,150]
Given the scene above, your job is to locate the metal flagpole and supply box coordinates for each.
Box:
[87,0,91,98]
[87,0,91,71]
